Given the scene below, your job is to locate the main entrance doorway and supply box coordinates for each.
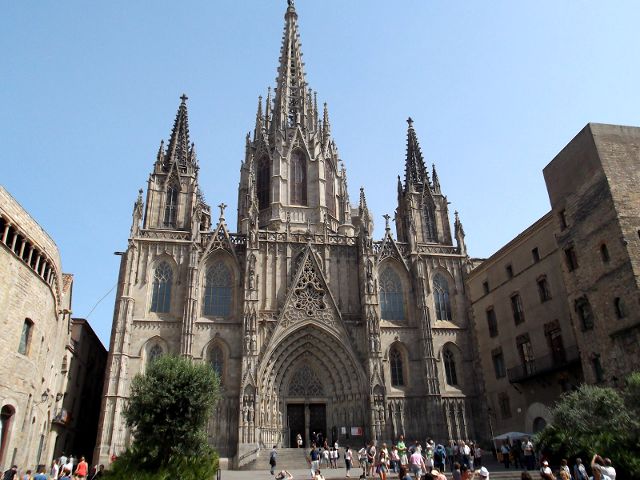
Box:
[287,403,326,448]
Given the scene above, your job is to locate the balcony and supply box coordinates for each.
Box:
[507,345,581,383]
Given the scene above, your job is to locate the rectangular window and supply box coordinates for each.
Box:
[575,297,594,331]
[531,247,540,263]
[517,334,535,375]
[564,247,578,271]
[537,277,551,302]
[592,355,604,383]
[498,392,512,419]
[492,348,506,379]
[505,265,513,279]
[559,209,568,229]
[486,308,498,337]
[18,319,33,356]
[545,321,566,364]
[510,294,525,324]
[483,281,490,295]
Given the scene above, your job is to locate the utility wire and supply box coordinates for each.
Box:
[85,283,118,319]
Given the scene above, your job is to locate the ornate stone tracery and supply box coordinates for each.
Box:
[293,257,326,316]
[288,365,325,397]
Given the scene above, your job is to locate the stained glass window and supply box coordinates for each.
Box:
[443,349,458,386]
[204,262,232,317]
[148,344,163,364]
[151,262,173,313]
[379,267,405,321]
[210,345,224,381]
[433,273,452,321]
[390,348,404,386]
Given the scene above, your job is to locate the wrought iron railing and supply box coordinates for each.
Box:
[507,345,580,383]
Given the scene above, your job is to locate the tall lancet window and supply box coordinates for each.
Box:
[290,151,307,205]
[424,202,437,242]
[389,347,404,386]
[433,273,452,321]
[325,161,336,216]
[204,262,232,317]
[148,344,163,364]
[164,183,179,228]
[209,344,224,382]
[151,261,173,313]
[379,267,405,321]
[257,156,270,210]
[443,349,458,386]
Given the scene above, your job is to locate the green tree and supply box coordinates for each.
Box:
[536,374,640,479]
[108,355,221,479]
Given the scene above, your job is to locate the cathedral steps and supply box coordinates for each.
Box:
[239,447,310,471]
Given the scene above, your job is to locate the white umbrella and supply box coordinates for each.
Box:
[493,432,531,441]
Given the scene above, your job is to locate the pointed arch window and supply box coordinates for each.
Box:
[390,348,404,386]
[151,261,173,313]
[209,344,224,381]
[204,262,232,317]
[325,161,336,216]
[433,273,452,321]
[379,267,405,321]
[443,349,458,386]
[424,201,437,242]
[257,156,270,210]
[290,151,307,205]
[164,183,179,228]
[148,344,163,364]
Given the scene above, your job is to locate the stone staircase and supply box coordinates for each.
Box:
[240,447,310,471]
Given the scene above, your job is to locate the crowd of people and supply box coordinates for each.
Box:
[2,454,104,480]
[295,435,489,480]
[278,433,617,480]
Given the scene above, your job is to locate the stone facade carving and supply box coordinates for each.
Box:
[95,1,484,469]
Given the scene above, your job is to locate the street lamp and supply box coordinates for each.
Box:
[34,390,50,405]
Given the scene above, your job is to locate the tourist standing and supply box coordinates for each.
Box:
[32,467,46,480]
[452,462,462,480]
[573,458,588,480]
[310,443,321,479]
[397,435,408,467]
[500,443,510,469]
[2,467,16,480]
[269,445,277,475]
[540,460,555,480]
[409,448,426,479]
[390,445,400,473]
[344,446,353,478]
[559,459,571,480]
[50,459,60,480]
[399,466,413,480]
[366,441,377,478]
[377,447,389,480]
[522,437,534,471]
[357,444,368,478]
[297,433,303,448]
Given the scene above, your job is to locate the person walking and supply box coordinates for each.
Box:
[397,435,408,468]
[269,445,277,475]
[409,448,426,479]
[2,466,17,480]
[75,457,88,480]
[522,437,534,471]
[500,443,510,469]
[377,447,389,480]
[50,459,60,480]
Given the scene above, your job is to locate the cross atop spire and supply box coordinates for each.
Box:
[403,117,428,191]
[165,94,194,169]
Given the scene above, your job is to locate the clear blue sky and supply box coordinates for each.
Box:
[3,1,640,347]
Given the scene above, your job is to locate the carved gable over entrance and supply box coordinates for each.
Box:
[288,365,324,397]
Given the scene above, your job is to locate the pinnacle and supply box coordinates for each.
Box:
[165,94,194,169]
[403,118,428,191]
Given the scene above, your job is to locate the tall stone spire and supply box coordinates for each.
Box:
[403,117,429,191]
[271,0,309,131]
[164,94,194,169]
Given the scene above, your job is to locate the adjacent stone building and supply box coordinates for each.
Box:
[467,213,583,436]
[0,186,73,470]
[95,1,486,468]
[52,318,107,463]
[543,123,640,385]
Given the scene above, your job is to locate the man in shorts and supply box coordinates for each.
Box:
[397,435,408,467]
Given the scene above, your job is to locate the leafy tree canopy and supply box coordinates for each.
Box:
[122,355,221,471]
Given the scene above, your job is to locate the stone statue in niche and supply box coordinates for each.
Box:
[366,260,375,294]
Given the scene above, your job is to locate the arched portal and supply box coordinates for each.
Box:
[257,324,367,448]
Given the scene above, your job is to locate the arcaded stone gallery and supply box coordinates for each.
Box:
[95,1,486,467]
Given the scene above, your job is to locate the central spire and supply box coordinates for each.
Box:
[404,117,429,191]
[272,0,309,131]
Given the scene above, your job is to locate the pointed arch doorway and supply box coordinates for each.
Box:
[285,364,327,448]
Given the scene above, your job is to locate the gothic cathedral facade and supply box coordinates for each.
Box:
[95,1,485,466]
